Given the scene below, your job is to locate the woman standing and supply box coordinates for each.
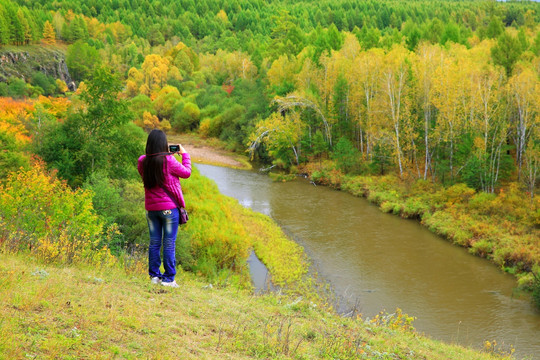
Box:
[138,129,191,288]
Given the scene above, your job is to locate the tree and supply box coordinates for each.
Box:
[522,133,539,202]
[468,57,509,192]
[414,43,443,180]
[269,10,305,59]
[38,67,145,185]
[249,112,305,167]
[432,45,468,183]
[508,66,539,180]
[141,54,170,94]
[42,20,56,44]
[66,41,101,81]
[491,32,522,77]
[380,45,412,177]
[172,102,200,132]
[142,110,160,130]
[0,6,10,45]
[332,137,362,174]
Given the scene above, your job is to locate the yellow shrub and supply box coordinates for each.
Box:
[0,161,113,266]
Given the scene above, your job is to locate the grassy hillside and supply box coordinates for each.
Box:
[0,253,513,360]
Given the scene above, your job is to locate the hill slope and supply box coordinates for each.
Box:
[0,253,510,360]
[0,45,75,90]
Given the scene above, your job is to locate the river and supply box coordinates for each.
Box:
[195,163,540,359]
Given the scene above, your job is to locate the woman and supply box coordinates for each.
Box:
[138,129,191,288]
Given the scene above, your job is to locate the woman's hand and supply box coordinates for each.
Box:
[178,144,186,154]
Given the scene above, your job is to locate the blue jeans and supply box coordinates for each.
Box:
[146,208,179,283]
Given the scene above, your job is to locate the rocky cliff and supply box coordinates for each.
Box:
[0,46,76,91]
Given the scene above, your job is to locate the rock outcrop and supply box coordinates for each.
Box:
[0,46,76,91]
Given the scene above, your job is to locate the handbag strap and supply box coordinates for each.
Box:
[159,185,182,209]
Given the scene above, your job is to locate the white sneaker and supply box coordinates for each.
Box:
[161,280,179,288]
[151,277,161,284]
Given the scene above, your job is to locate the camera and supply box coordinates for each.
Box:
[169,144,180,153]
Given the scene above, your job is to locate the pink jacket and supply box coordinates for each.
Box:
[138,153,191,211]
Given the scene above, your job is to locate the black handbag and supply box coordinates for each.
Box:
[160,185,189,225]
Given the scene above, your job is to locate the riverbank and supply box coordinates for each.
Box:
[0,252,515,359]
[299,160,540,297]
[168,133,252,170]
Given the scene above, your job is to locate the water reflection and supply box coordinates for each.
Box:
[195,163,540,359]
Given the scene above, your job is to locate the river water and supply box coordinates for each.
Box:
[195,163,540,359]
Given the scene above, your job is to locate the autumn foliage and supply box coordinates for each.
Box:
[0,160,115,266]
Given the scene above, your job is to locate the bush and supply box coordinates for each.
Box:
[172,102,200,131]
[177,166,251,282]
[434,183,475,205]
[0,82,8,96]
[0,130,30,179]
[31,72,57,96]
[7,78,28,98]
[84,172,147,254]
[0,162,114,266]
[469,192,497,214]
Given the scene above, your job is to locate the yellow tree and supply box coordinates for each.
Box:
[295,55,320,94]
[468,42,508,192]
[414,42,444,179]
[432,45,468,182]
[141,54,170,94]
[153,85,181,119]
[142,111,160,130]
[55,79,68,94]
[126,67,144,97]
[508,65,539,179]
[267,54,296,89]
[248,112,306,167]
[216,9,229,26]
[42,21,56,44]
[86,18,105,38]
[350,48,384,160]
[380,45,412,177]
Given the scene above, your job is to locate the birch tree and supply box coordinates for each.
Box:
[414,43,444,180]
[352,48,384,160]
[432,46,467,182]
[380,45,411,177]
[470,58,508,192]
[508,66,539,179]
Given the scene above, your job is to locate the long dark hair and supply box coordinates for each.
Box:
[142,129,168,189]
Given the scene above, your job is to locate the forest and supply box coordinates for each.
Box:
[0,0,539,303]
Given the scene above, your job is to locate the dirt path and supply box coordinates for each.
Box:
[167,135,251,169]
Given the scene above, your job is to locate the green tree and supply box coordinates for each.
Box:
[66,40,101,81]
[0,6,10,45]
[485,15,504,39]
[7,77,27,98]
[332,137,362,174]
[491,32,522,77]
[31,72,56,96]
[37,67,145,186]
[172,102,200,131]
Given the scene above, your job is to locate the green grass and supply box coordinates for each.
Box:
[0,253,512,360]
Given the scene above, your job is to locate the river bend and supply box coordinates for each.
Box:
[195,163,540,359]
